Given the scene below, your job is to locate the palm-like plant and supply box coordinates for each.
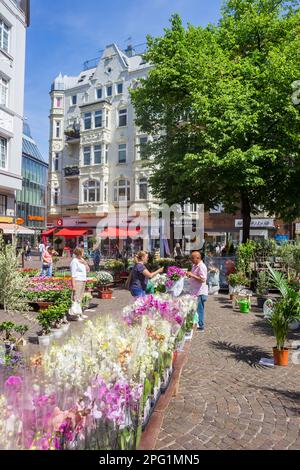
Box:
[267,264,300,351]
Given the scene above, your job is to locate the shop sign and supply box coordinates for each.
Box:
[295,223,300,234]
[235,219,274,228]
[16,218,25,225]
[57,218,63,227]
[0,216,13,223]
[28,216,44,222]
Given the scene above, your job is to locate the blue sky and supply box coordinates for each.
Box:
[24,0,223,158]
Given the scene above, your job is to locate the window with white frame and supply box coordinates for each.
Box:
[139,178,148,200]
[118,109,127,127]
[106,85,113,97]
[114,179,130,202]
[96,88,102,100]
[83,180,100,203]
[71,95,77,106]
[53,188,59,206]
[0,19,9,52]
[105,144,109,164]
[104,182,108,202]
[118,144,127,163]
[83,146,91,166]
[94,145,102,164]
[0,77,8,107]
[84,112,92,130]
[54,153,59,171]
[105,109,109,127]
[117,83,123,94]
[138,136,148,159]
[94,110,103,128]
[56,97,62,108]
[0,137,7,169]
[55,121,61,138]
[0,194,7,216]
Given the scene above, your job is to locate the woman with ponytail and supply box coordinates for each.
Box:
[129,251,163,297]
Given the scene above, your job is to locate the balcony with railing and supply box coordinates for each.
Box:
[65,125,80,143]
[64,166,80,178]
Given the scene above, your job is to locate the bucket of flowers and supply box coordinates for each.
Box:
[165,266,186,297]
[96,271,114,299]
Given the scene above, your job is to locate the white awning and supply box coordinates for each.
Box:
[0,224,35,235]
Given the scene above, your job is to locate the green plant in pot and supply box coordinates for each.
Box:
[268,265,300,365]
[227,272,248,296]
[0,322,16,349]
[256,271,270,309]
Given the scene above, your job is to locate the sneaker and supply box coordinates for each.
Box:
[81,315,88,320]
[77,317,84,322]
[197,326,205,331]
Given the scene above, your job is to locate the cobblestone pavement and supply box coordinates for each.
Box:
[156,295,300,450]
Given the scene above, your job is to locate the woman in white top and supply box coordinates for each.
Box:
[70,247,90,317]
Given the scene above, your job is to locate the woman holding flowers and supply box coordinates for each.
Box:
[129,251,163,298]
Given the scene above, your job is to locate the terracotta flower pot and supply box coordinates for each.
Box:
[273,347,289,366]
[100,290,113,300]
[37,301,53,310]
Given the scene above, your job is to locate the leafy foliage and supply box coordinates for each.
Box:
[0,236,30,314]
[131,2,300,241]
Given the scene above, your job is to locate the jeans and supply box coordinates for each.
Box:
[42,264,53,278]
[197,295,208,329]
[130,288,146,298]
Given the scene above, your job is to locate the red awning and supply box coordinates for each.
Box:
[42,228,56,236]
[100,227,142,238]
[55,228,88,238]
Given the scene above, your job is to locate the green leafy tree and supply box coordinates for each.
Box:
[131,1,300,242]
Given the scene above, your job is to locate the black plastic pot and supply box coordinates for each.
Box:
[257,296,268,309]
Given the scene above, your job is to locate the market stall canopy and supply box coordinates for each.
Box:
[0,224,35,235]
[42,228,57,237]
[55,228,88,238]
[100,227,142,238]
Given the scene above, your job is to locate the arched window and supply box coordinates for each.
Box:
[83,180,100,203]
[139,178,148,200]
[114,179,130,202]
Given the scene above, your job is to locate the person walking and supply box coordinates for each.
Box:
[70,247,90,320]
[41,247,57,277]
[38,241,45,261]
[186,251,209,331]
[24,241,31,261]
[93,246,101,272]
[128,251,163,298]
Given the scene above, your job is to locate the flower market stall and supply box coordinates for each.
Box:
[0,270,197,450]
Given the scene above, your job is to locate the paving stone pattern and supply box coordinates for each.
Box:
[156,295,300,450]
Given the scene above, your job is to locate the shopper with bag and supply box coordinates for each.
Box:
[186,251,208,332]
[41,247,57,277]
[70,247,90,321]
[127,251,163,298]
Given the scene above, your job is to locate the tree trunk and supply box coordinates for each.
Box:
[241,193,251,243]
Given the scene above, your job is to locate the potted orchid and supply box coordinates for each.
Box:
[165,266,186,297]
[96,271,114,299]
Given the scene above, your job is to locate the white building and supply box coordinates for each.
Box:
[48,43,160,253]
[0,0,30,230]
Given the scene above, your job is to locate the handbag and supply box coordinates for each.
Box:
[125,268,134,290]
[69,301,82,316]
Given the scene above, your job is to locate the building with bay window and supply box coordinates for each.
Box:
[47,43,161,252]
[0,0,30,233]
